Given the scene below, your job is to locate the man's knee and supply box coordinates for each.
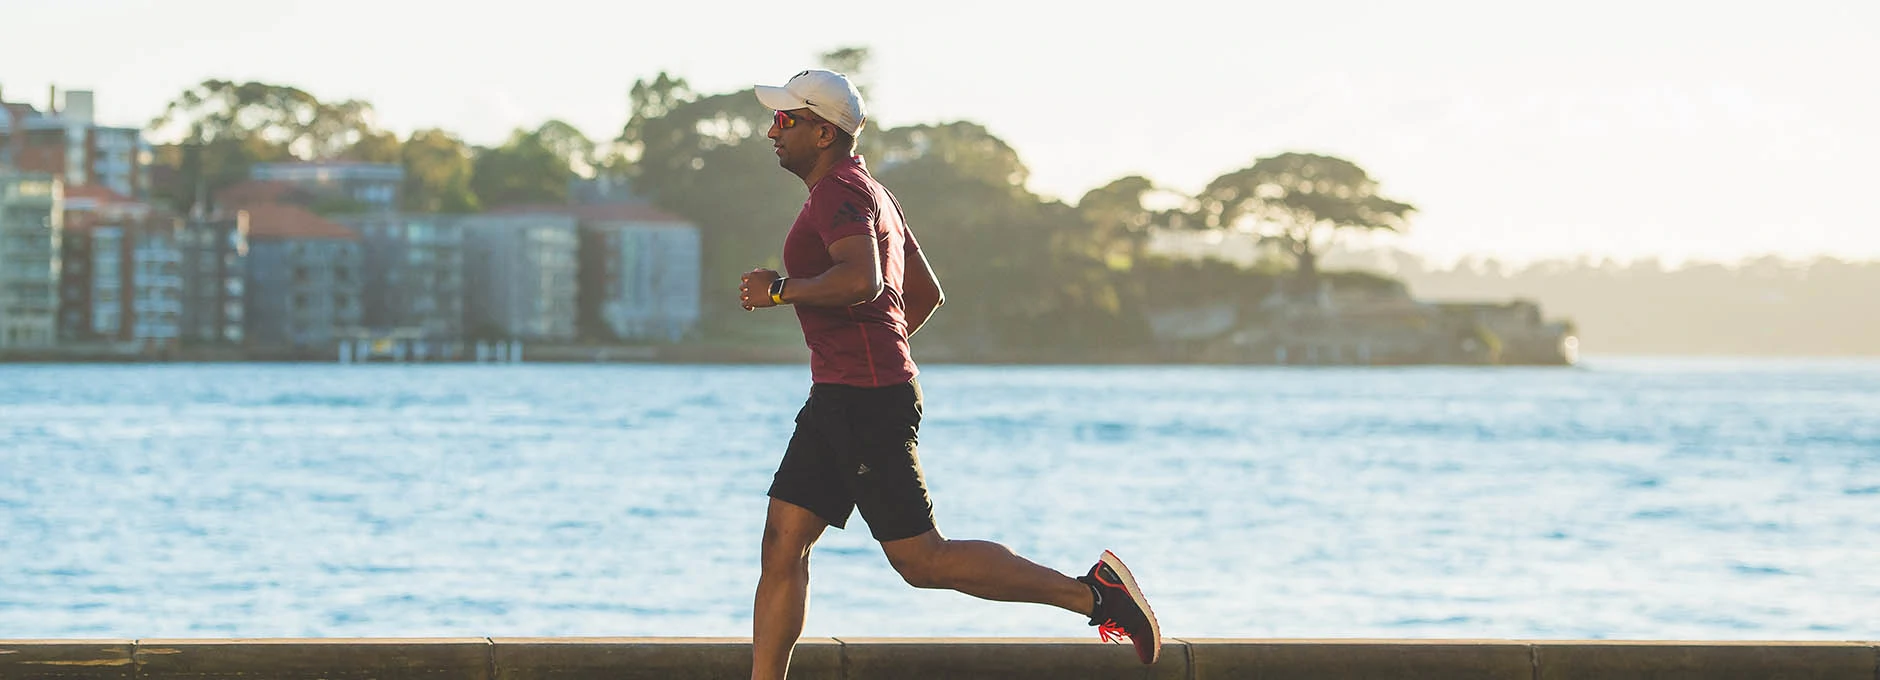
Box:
[760,525,814,575]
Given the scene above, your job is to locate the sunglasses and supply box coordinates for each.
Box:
[773,109,823,130]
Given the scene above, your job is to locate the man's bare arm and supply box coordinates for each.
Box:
[774,235,882,307]
[902,244,944,337]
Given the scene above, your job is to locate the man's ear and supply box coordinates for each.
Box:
[817,124,839,150]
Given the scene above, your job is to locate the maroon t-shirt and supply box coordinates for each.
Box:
[784,156,920,387]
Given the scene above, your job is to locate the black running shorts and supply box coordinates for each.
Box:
[768,378,936,542]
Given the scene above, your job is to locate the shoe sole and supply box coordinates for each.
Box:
[1100,549,1161,664]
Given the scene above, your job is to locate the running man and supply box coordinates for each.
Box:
[736,69,1159,680]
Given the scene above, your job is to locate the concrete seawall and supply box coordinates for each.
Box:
[3,638,1876,679]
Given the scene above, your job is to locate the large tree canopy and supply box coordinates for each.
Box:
[150,80,381,159]
[148,80,388,214]
[1195,152,1415,279]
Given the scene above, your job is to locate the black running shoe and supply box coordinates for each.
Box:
[1076,549,1161,664]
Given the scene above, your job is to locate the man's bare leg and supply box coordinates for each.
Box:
[879,529,1094,615]
[752,499,828,680]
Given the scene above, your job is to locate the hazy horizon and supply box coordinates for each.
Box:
[5,0,1876,267]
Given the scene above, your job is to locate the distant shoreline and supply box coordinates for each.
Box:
[0,346,1495,365]
[4,344,1874,366]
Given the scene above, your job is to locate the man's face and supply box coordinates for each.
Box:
[767,108,830,172]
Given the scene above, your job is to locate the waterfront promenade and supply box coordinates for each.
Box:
[4,638,1877,679]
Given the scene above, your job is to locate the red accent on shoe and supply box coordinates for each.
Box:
[1096,619,1129,644]
[1097,550,1161,665]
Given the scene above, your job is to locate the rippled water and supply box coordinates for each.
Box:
[2,358,1877,639]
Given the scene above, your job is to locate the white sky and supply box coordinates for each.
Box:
[5,0,1875,265]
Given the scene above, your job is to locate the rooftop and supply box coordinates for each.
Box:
[241,203,360,241]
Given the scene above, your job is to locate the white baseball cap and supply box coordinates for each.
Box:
[755,69,867,136]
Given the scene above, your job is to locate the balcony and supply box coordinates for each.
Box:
[134,300,185,315]
[134,324,181,339]
[2,272,55,287]
[4,252,53,267]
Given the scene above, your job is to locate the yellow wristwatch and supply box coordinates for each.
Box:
[770,277,788,305]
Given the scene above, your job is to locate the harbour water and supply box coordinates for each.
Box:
[2,358,1877,639]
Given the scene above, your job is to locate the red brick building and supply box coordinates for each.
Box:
[57,185,185,349]
[0,86,151,201]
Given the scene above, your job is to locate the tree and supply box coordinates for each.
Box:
[531,119,597,178]
[1195,152,1414,281]
[470,123,586,207]
[866,122,1030,188]
[401,129,479,213]
[149,80,383,161]
[147,80,388,214]
[299,98,381,160]
[341,130,402,163]
[1075,175,1187,268]
[613,72,695,172]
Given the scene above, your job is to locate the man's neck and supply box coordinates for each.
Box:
[797,152,851,189]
